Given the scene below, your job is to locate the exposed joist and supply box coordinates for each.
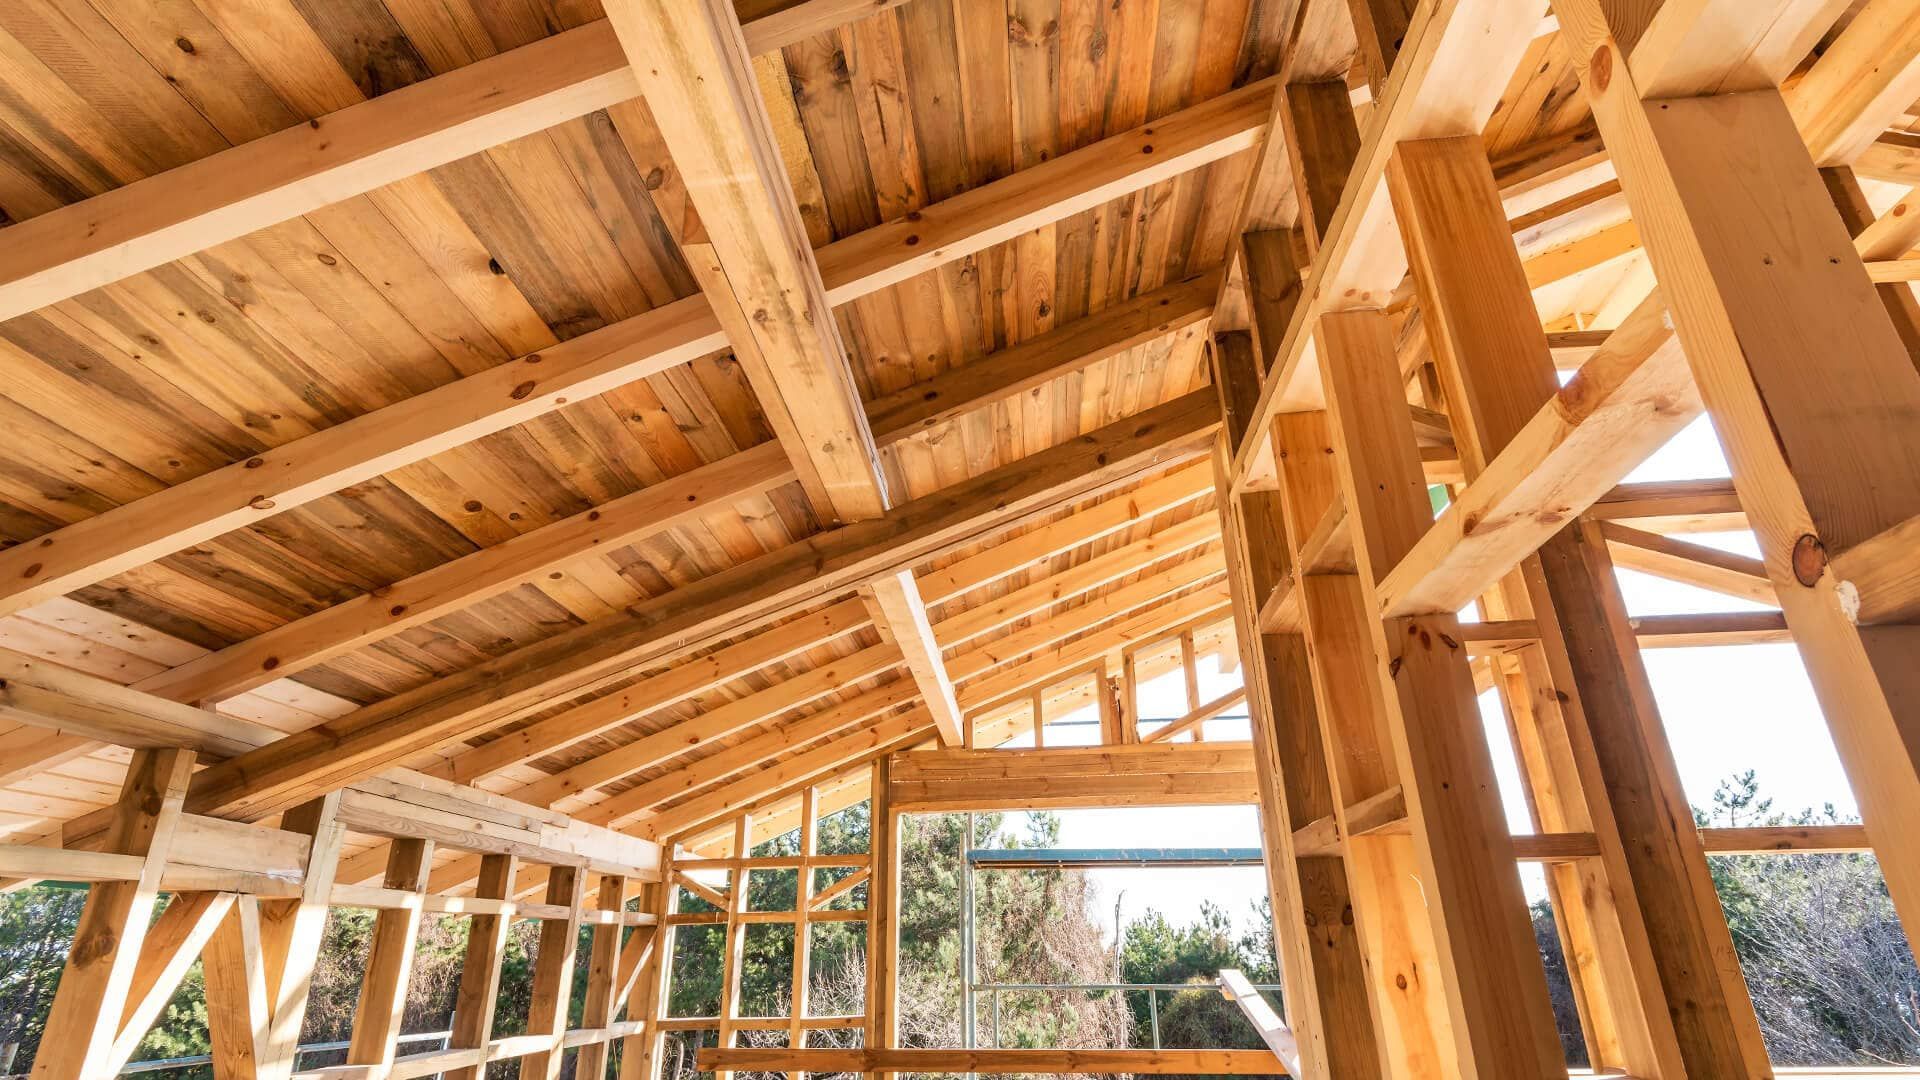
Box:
[862,572,964,746]
[0,81,1264,624]
[610,0,886,525]
[176,394,1218,823]
[0,3,904,325]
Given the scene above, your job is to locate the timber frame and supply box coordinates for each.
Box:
[0,0,1916,1078]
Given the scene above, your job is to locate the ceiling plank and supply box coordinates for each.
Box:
[0,2,900,325]
[131,272,1214,705]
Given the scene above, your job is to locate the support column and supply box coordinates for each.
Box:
[349,838,435,1078]
[1317,309,1566,1077]
[864,760,899,1080]
[1210,408,1382,1078]
[522,864,588,1080]
[448,854,521,1080]
[1556,0,1920,956]
[1387,131,1771,1077]
[579,873,634,1080]
[31,747,195,1080]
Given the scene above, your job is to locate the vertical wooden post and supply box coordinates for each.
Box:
[578,873,633,1080]
[1555,0,1920,959]
[714,816,752,1080]
[620,852,679,1080]
[30,747,195,1080]
[1212,359,1383,1080]
[1317,309,1567,1077]
[521,864,588,1080]
[864,760,899,1080]
[788,788,818,1073]
[447,853,521,1080]
[257,791,345,1080]
[349,838,435,1077]
[1389,130,1772,1077]
[202,897,271,1080]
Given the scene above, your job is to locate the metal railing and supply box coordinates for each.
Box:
[116,1030,453,1076]
[968,980,1285,1051]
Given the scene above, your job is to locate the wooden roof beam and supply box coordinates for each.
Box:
[1788,0,1920,166]
[0,1,904,324]
[1223,0,1548,491]
[861,573,963,746]
[610,0,885,525]
[0,78,1263,623]
[175,393,1218,823]
[132,271,1214,706]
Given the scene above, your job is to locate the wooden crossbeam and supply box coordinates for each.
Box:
[1375,293,1695,616]
[887,743,1259,812]
[0,2,908,325]
[0,81,1262,626]
[862,572,964,745]
[610,0,886,525]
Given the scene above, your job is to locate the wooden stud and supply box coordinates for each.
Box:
[577,873,633,1080]
[348,838,436,1076]
[445,854,521,1080]
[520,864,588,1080]
[31,748,196,1080]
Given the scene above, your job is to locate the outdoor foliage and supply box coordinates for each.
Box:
[0,775,1916,1076]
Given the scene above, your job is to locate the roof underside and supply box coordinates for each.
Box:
[0,0,1881,884]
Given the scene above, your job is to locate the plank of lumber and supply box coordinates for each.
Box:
[0,3,905,324]
[1376,293,1695,616]
[862,572,963,745]
[1599,521,1777,606]
[0,80,1263,624]
[1588,478,1745,533]
[178,393,1219,822]
[610,0,885,524]
[1217,969,1302,1076]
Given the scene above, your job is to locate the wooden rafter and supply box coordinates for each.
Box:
[609,0,886,525]
[175,393,1217,824]
[0,81,1262,624]
[862,571,964,745]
